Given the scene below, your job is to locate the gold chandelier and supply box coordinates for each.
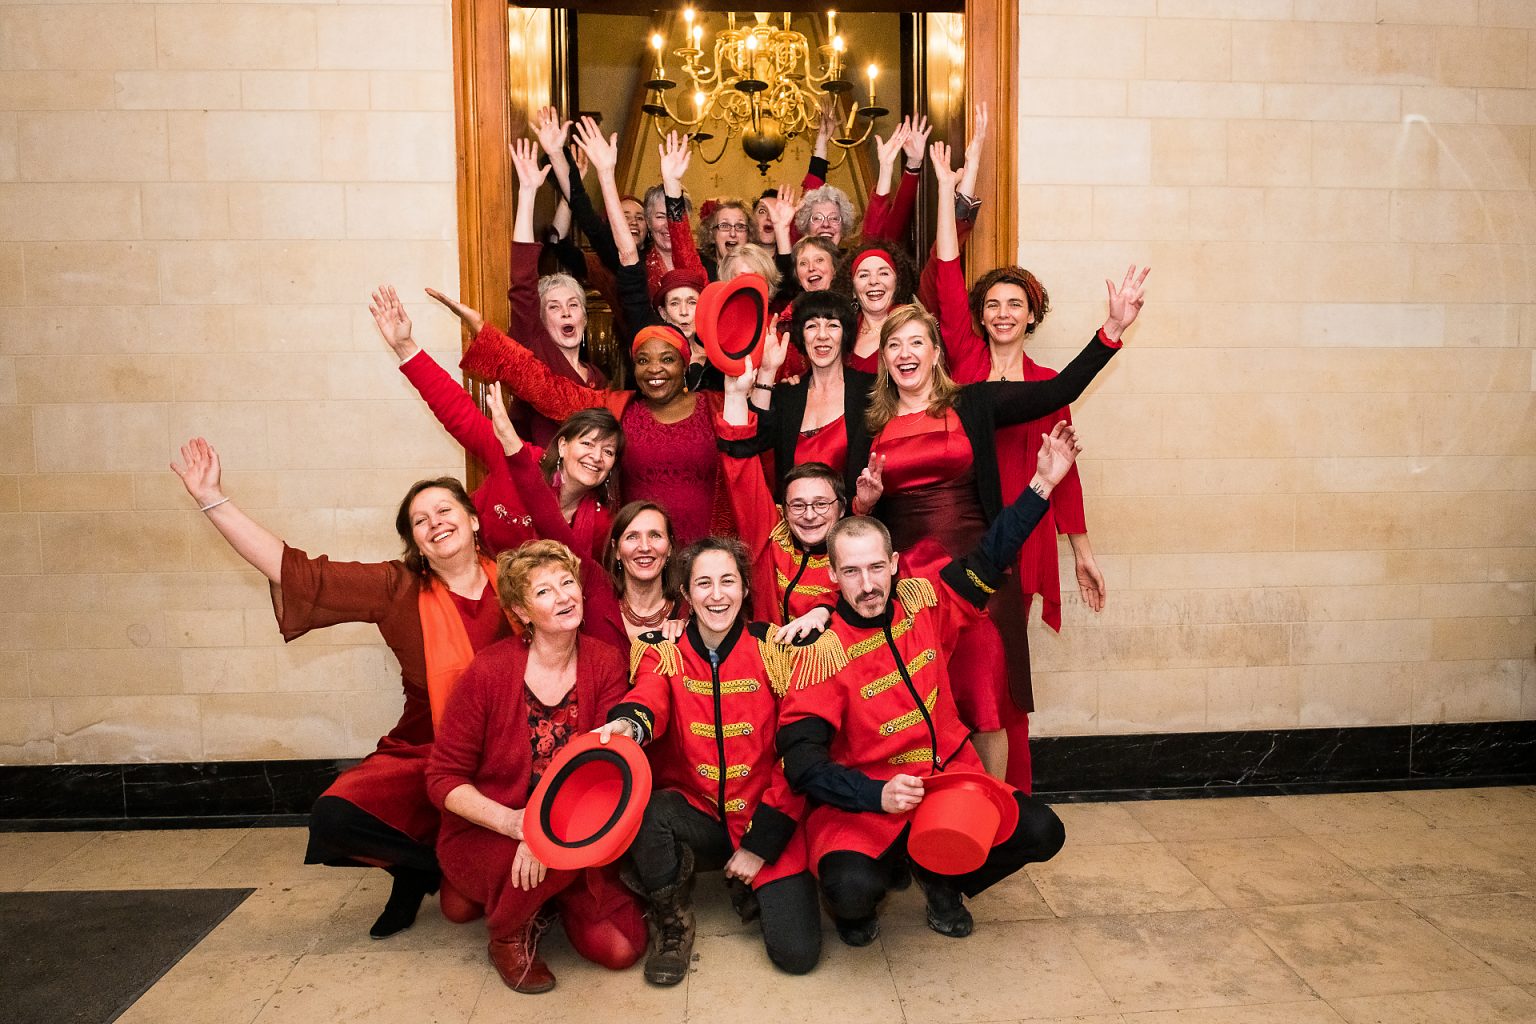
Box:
[642,9,887,174]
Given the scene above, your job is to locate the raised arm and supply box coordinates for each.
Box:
[171,437,284,583]
[659,131,707,276]
[510,138,549,245]
[802,100,835,190]
[572,116,637,267]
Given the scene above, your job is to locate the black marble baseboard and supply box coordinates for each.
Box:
[2,721,1532,829]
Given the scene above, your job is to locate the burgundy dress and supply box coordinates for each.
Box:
[619,395,721,548]
[869,410,1015,734]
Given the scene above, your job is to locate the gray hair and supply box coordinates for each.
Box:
[794,184,856,237]
[537,272,588,315]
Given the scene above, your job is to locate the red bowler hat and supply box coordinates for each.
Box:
[906,770,1019,876]
[696,274,770,376]
[523,732,652,870]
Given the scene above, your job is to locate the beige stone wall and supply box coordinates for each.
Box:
[0,0,467,763]
[0,2,1531,765]
[1014,1,1536,737]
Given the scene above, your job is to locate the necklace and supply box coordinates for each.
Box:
[621,596,669,629]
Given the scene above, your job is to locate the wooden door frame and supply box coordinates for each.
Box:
[449,0,1017,332]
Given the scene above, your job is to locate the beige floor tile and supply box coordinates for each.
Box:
[1469,824,1536,876]
[194,827,328,886]
[1406,892,1536,984]
[883,918,1116,1022]
[1393,786,1536,828]
[972,868,1058,923]
[310,871,486,959]
[1328,984,1536,1024]
[692,871,759,938]
[1166,836,1390,909]
[687,927,899,1023]
[1123,1001,1347,1024]
[117,951,299,1024]
[1243,901,1504,999]
[1054,802,1160,846]
[24,828,247,889]
[0,831,103,889]
[250,950,489,1024]
[1125,799,1302,843]
[1314,827,1535,897]
[1029,843,1225,917]
[1255,792,1433,834]
[195,876,362,957]
[469,928,680,1022]
[1067,910,1312,1013]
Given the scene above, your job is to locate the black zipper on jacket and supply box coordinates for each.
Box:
[781,550,810,622]
[883,623,940,772]
[709,650,729,825]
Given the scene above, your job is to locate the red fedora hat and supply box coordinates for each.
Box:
[906,770,1019,876]
[523,732,652,870]
[696,274,770,376]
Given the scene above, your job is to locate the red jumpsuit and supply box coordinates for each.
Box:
[425,635,645,967]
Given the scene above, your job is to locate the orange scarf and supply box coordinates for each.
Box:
[418,556,514,730]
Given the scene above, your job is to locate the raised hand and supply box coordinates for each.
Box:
[765,185,799,231]
[929,140,961,193]
[369,284,419,361]
[171,436,224,507]
[425,287,485,336]
[757,325,788,380]
[486,382,524,457]
[530,105,571,159]
[510,137,549,191]
[958,101,989,197]
[901,114,932,167]
[659,130,691,194]
[724,356,757,401]
[814,97,837,154]
[571,143,590,181]
[572,115,618,176]
[1035,420,1082,489]
[874,121,908,170]
[1103,264,1151,341]
[854,453,886,514]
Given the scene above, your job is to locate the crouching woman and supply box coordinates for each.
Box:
[425,540,645,994]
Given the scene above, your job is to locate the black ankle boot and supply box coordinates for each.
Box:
[914,874,972,938]
[370,867,440,939]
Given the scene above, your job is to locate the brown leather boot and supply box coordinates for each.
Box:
[488,918,556,994]
[642,846,696,986]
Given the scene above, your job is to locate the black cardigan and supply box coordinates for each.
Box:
[720,367,878,500]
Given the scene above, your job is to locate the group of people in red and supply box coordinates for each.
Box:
[170,100,1149,994]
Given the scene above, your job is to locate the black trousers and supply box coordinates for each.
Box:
[305,795,439,882]
[629,789,822,975]
[819,791,1065,923]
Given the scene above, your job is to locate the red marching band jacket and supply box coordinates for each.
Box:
[775,571,994,867]
[610,618,809,888]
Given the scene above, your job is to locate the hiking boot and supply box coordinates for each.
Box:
[642,846,696,986]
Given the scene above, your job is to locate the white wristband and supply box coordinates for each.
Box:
[199,497,231,513]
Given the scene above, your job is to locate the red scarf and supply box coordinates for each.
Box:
[418,556,515,728]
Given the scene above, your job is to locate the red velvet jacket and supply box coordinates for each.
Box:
[611,618,806,885]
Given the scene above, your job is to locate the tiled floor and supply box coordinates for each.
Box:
[7,786,1536,1024]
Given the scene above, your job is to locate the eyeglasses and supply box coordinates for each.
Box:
[716,222,748,234]
[785,498,838,516]
[808,213,842,226]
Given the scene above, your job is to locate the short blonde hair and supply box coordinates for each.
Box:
[496,539,582,616]
[717,245,782,290]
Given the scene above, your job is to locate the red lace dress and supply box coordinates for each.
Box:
[619,395,721,548]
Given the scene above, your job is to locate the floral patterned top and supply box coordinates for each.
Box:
[527,685,580,792]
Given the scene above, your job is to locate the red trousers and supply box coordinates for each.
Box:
[438,825,645,969]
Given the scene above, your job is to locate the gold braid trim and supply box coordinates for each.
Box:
[896,576,938,612]
[770,519,832,568]
[696,763,752,781]
[630,636,682,678]
[689,721,755,739]
[888,747,935,766]
[859,648,937,700]
[684,676,760,696]
[724,799,747,813]
[965,568,996,596]
[843,615,914,663]
[758,639,796,698]
[775,567,834,596]
[878,687,939,736]
[791,629,851,690]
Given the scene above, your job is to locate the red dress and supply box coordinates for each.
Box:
[869,409,1013,733]
[794,413,848,475]
[425,635,645,966]
[619,394,719,547]
[276,545,512,847]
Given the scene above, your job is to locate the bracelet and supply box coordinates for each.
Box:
[752,382,774,392]
[199,497,231,513]
[1028,483,1049,501]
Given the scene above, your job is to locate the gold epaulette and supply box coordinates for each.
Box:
[896,576,937,613]
[757,638,797,698]
[630,634,682,678]
[769,516,796,555]
[792,629,850,690]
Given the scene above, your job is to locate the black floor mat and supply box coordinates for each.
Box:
[0,888,253,1024]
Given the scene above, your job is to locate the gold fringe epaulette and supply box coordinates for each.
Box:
[791,629,850,690]
[758,638,797,698]
[630,634,682,678]
[896,576,938,613]
[769,516,796,555]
